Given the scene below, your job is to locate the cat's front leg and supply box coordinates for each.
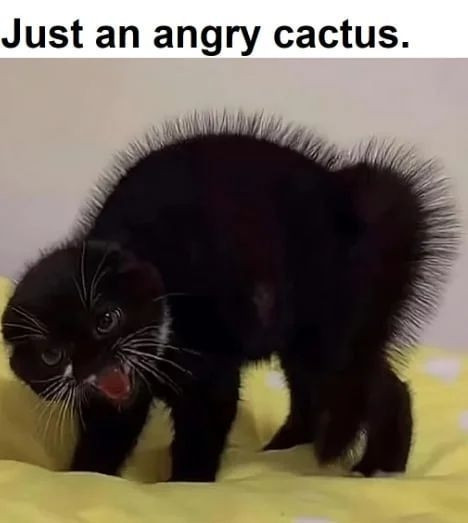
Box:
[71,396,151,476]
[169,367,240,482]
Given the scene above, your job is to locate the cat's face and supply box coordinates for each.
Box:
[1,241,173,407]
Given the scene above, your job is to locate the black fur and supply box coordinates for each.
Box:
[1,111,460,481]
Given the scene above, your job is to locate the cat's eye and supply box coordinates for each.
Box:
[41,347,63,366]
[95,308,122,337]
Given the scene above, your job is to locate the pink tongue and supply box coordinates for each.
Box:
[95,367,131,401]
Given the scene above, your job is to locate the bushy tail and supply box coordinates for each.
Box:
[335,140,461,365]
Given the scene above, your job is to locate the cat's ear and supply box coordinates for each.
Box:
[117,257,164,298]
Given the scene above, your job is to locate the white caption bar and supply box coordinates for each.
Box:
[0,0,467,58]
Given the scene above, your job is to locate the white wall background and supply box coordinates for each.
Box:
[0,59,466,350]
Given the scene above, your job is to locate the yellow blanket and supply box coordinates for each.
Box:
[0,277,467,522]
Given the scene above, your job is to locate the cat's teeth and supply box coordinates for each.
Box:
[123,363,131,375]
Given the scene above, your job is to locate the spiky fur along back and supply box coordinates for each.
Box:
[74,110,461,367]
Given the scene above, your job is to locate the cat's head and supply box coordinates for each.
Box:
[1,240,181,407]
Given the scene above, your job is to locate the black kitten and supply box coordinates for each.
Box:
[1,112,460,481]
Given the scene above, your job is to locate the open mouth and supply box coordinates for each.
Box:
[93,363,133,403]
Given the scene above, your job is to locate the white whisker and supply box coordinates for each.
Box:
[80,241,88,306]
[31,375,63,385]
[116,353,152,395]
[40,379,66,400]
[11,306,48,335]
[125,335,201,357]
[57,387,71,448]
[75,385,86,429]
[73,275,87,309]
[111,323,166,351]
[122,347,192,376]
[89,245,112,308]
[41,383,68,443]
[131,357,182,396]
[2,322,45,336]
[162,343,202,357]
[68,388,78,431]
[54,385,70,446]
[6,333,46,343]
[152,292,189,306]
[35,399,54,440]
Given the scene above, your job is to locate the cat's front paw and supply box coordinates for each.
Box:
[168,467,217,483]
